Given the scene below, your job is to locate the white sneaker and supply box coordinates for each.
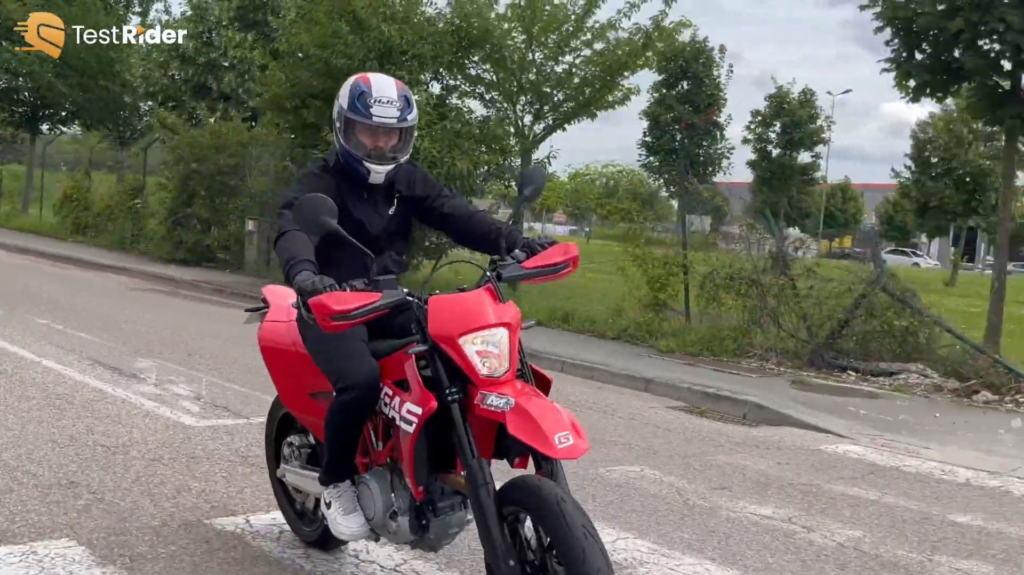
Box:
[320,480,371,541]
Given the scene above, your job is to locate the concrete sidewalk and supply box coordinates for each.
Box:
[1,226,1022,473]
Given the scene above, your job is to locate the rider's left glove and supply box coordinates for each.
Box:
[519,237,559,258]
[293,270,341,300]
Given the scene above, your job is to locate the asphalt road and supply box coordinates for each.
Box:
[0,248,1022,575]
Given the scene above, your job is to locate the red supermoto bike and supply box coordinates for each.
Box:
[244,169,614,574]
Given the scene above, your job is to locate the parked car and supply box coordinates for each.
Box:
[1008,262,1024,275]
[882,247,940,268]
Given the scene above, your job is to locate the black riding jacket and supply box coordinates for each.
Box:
[274,153,523,288]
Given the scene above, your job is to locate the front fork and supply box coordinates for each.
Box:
[425,350,520,575]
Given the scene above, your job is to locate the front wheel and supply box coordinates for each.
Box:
[488,474,613,575]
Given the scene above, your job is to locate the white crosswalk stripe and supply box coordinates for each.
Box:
[819,443,1024,497]
[207,510,741,574]
[0,538,125,574]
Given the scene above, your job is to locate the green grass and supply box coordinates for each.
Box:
[0,164,123,237]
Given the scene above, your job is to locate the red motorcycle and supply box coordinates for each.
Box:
[245,169,614,574]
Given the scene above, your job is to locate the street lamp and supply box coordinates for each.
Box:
[817,88,853,246]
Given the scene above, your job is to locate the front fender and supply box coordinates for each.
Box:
[469,380,589,460]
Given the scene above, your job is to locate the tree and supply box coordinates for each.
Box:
[876,191,917,246]
[638,28,734,322]
[741,79,832,267]
[892,98,999,286]
[0,0,79,211]
[860,0,1024,351]
[565,162,666,226]
[144,0,283,126]
[815,177,865,245]
[449,0,685,219]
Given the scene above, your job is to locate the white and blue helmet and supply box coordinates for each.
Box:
[332,72,418,184]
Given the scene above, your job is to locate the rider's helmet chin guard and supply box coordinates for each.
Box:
[333,72,418,185]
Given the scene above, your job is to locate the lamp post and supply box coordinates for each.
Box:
[817,88,852,246]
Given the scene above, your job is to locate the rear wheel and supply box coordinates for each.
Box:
[265,396,344,551]
[487,474,612,575]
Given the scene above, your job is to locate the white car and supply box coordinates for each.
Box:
[882,247,940,268]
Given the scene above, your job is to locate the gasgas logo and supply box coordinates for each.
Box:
[14,12,187,60]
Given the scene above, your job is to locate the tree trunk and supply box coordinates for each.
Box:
[115,144,127,186]
[679,202,691,324]
[948,226,966,288]
[21,133,37,213]
[983,120,1020,353]
[513,149,531,231]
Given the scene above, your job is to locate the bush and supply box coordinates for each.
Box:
[148,118,297,267]
[94,176,148,251]
[52,170,96,237]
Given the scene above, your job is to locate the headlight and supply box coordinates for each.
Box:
[458,327,510,378]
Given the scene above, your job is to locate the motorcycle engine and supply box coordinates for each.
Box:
[354,466,472,551]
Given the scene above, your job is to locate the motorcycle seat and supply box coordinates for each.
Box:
[368,335,421,360]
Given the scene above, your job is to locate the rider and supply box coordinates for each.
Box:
[274,72,556,542]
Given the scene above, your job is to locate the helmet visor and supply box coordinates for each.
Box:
[338,114,415,166]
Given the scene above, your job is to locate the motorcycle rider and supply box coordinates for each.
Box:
[274,72,556,542]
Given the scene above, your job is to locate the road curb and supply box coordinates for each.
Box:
[0,235,844,437]
[529,352,845,437]
[0,239,266,303]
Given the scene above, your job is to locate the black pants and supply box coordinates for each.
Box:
[297,306,416,486]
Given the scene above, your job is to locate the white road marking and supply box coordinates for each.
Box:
[820,444,1024,497]
[0,538,125,574]
[597,525,739,574]
[30,316,274,401]
[719,451,1024,539]
[32,318,110,345]
[208,512,450,575]
[0,338,261,427]
[602,466,865,546]
[209,508,741,574]
[602,465,1000,574]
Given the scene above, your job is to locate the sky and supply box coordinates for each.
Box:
[546,0,938,183]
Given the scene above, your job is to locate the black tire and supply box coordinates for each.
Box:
[912,263,921,268]
[490,474,613,575]
[265,396,344,551]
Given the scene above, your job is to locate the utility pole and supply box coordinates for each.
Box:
[817,88,852,247]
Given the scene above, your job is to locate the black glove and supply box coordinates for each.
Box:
[341,278,372,292]
[292,270,340,300]
[519,236,559,258]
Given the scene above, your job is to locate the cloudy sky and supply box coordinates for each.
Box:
[547,0,939,183]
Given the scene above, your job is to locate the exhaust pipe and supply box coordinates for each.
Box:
[277,463,323,497]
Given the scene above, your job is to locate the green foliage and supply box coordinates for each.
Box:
[52,170,96,237]
[564,163,671,226]
[150,119,294,266]
[876,190,917,245]
[892,99,1000,238]
[742,79,832,235]
[639,27,734,201]
[450,0,686,174]
[816,177,865,240]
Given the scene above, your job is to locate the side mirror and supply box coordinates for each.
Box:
[507,166,547,224]
[292,193,340,237]
[291,192,379,277]
[518,166,547,205]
